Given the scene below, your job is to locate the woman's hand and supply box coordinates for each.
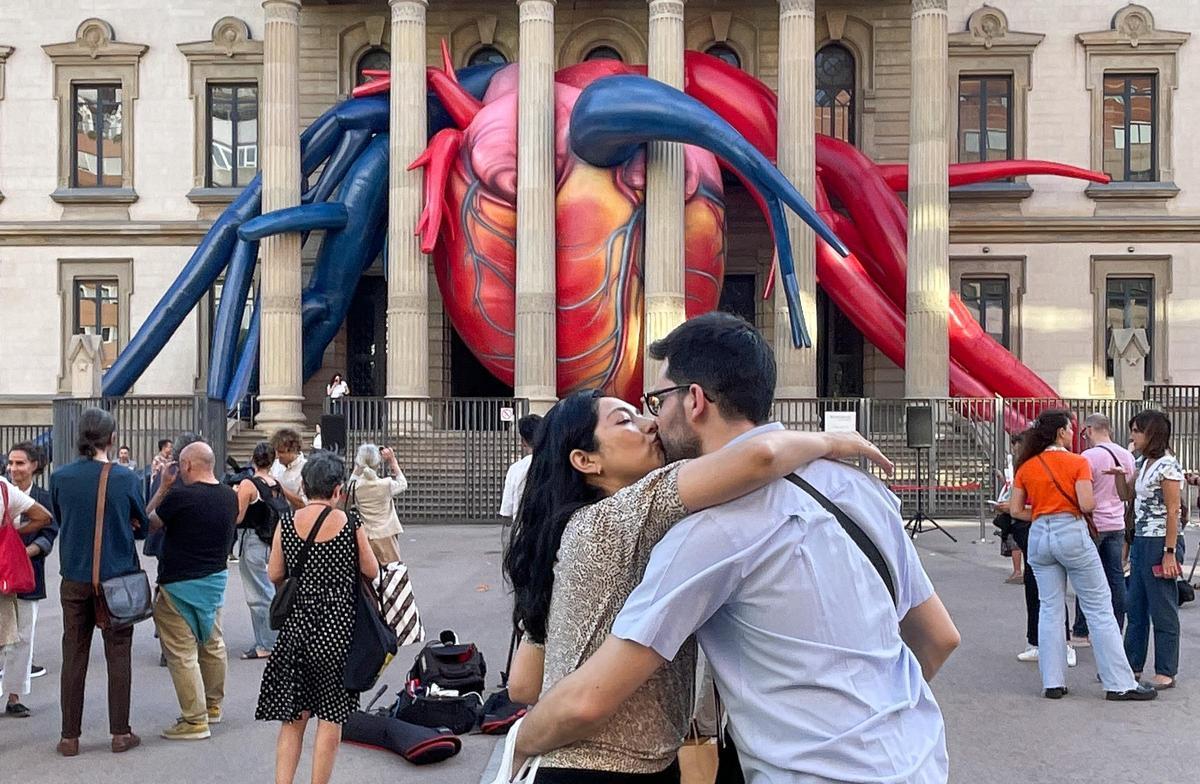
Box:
[823,432,894,476]
[1161,552,1182,580]
[1102,467,1127,476]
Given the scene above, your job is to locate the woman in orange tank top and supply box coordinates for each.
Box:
[1009,410,1154,703]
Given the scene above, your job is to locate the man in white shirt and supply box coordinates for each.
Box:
[268,428,307,509]
[499,414,542,522]
[513,313,960,783]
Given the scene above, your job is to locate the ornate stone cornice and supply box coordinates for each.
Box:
[911,0,948,14]
[1076,3,1189,54]
[950,5,1044,54]
[42,19,147,97]
[177,17,262,64]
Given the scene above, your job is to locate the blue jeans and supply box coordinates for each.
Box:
[1072,530,1127,637]
[1028,514,1137,692]
[238,530,277,652]
[1125,535,1182,678]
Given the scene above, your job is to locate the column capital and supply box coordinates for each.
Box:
[911,0,948,14]
[779,0,815,14]
[261,0,300,14]
[517,0,556,7]
[389,0,428,6]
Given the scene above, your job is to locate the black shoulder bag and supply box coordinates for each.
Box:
[785,474,897,608]
[345,512,399,692]
[268,506,332,631]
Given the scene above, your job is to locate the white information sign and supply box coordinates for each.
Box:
[823,411,857,433]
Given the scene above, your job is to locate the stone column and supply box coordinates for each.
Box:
[774,0,818,397]
[905,0,950,398]
[642,0,687,391]
[386,0,430,402]
[256,0,304,431]
[515,0,557,414]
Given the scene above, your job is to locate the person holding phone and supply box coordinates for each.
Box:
[1120,411,1184,690]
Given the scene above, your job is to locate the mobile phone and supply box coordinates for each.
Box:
[1151,564,1165,578]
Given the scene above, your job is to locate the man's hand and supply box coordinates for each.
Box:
[823,432,894,476]
[160,462,179,492]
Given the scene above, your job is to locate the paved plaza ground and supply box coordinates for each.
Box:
[2,519,1196,783]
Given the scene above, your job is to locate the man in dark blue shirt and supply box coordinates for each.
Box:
[49,408,147,757]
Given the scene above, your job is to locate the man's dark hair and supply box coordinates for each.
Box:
[175,432,205,454]
[517,414,543,447]
[119,444,132,453]
[649,311,776,425]
[158,438,173,451]
[9,441,45,475]
[78,407,117,458]
[302,450,345,500]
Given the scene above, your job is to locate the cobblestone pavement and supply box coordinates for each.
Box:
[3,521,1194,783]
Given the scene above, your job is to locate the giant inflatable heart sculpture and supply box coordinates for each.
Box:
[102,46,1109,419]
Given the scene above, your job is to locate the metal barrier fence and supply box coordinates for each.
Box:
[326,397,529,522]
[51,397,228,480]
[773,398,993,518]
[0,424,54,488]
[1145,385,1200,473]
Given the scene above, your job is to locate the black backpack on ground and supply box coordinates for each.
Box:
[246,476,289,545]
[408,630,487,694]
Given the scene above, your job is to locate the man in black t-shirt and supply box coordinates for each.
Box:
[147,442,238,741]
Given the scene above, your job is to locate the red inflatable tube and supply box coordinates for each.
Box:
[876,160,1110,192]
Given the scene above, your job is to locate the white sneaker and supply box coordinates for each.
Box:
[1017,645,1039,662]
[1067,645,1078,668]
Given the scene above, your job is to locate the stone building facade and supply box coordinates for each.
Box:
[0,1,1196,426]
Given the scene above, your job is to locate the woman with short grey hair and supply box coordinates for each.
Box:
[256,450,379,784]
[347,443,407,564]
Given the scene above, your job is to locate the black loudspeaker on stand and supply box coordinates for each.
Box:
[320,414,347,455]
[904,406,956,542]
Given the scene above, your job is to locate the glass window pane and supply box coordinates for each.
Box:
[815,44,855,144]
[584,45,623,62]
[984,79,1009,160]
[958,78,981,163]
[1128,77,1154,181]
[705,43,741,69]
[1105,277,1154,378]
[467,46,508,67]
[960,277,1009,348]
[355,48,391,86]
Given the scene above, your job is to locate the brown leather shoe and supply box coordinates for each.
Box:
[111,733,141,753]
[56,738,80,757]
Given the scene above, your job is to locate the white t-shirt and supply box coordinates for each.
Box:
[327,381,349,399]
[271,454,308,503]
[0,477,35,522]
[499,454,532,518]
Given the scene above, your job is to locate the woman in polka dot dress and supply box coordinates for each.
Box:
[256,451,379,784]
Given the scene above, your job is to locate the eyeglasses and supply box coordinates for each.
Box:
[641,385,692,416]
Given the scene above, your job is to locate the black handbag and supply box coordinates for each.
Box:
[268,507,332,631]
[92,463,153,631]
[391,688,483,735]
[344,513,398,692]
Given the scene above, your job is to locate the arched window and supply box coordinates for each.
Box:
[354,47,390,87]
[705,43,741,69]
[815,43,855,144]
[467,46,508,67]
[584,45,623,62]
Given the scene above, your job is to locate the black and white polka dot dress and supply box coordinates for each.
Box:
[255,510,360,724]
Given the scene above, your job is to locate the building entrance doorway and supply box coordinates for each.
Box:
[450,329,514,398]
[817,287,864,397]
[346,275,386,397]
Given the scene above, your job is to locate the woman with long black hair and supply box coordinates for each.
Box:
[1008,409,1154,702]
[1122,410,1184,689]
[502,389,891,783]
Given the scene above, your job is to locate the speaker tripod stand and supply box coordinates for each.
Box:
[905,448,957,542]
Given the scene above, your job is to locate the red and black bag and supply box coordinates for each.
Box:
[407,629,487,694]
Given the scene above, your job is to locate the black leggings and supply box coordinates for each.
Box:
[1010,520,1070,646]
[536,761,681,783]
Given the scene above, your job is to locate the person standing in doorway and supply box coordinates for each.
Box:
[235,442,285,660]
[1072,414,1136,646]
[148,442,238,740]
[270,429,308,510]
[51,407,150,756]
[1,443,54,718]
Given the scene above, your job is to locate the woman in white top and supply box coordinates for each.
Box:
[326,374,349,401]
[348,444,408,563]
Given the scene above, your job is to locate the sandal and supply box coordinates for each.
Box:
[240,648,271,660]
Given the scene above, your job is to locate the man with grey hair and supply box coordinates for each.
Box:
[1076,413,1137,644]
[148,440,238,741]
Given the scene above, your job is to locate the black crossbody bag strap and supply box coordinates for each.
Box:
[785,474,898,608]
[290,506,333,582]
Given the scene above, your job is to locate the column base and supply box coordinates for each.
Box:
[254,395,306,433]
